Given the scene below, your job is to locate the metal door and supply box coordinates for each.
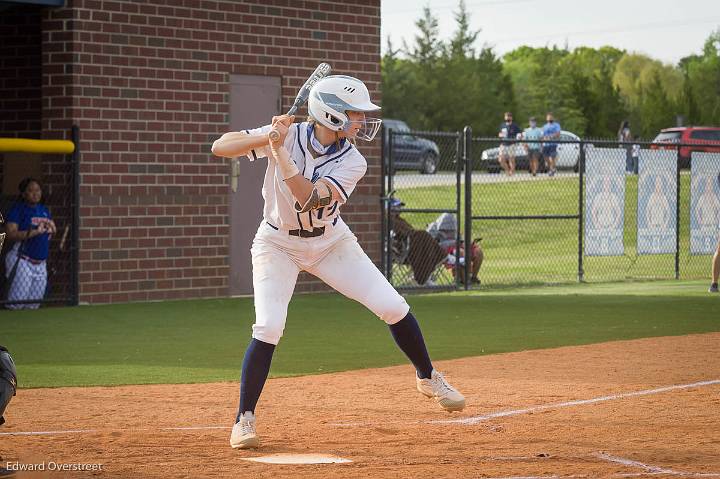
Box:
[228,74,281,295]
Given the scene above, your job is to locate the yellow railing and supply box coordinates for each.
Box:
[0,138,75,154]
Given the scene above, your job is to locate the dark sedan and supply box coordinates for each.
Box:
[383,119,440,175]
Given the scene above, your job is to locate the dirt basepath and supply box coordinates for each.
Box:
[2,333,719,478]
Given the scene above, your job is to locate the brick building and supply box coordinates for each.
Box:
[0,0,382,303]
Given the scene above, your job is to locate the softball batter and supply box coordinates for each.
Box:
[212,75,465,449]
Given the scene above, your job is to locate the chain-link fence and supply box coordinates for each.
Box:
[382,127,720,290]
[381,129,464,289]
[468,135,581,286]
[0,127,79,308]
[576,139,716,283]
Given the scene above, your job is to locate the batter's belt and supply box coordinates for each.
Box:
[289,227,325,238]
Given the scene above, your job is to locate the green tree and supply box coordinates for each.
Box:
[637,70,678,137]
[560,47,627,137]
[381,38,414,123]
[680,29,720,126]
[407,5,443,65]
[503,46,588,134]
[612,53,683,103]
[448,0,479,59]
[402,6,444,130]
[381,4,718,140]
[382,2,512,134]
[436,1,512,134]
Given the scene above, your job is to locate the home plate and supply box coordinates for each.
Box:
[241,453,352,465]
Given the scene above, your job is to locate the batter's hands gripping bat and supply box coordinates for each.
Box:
[268,62,331,143]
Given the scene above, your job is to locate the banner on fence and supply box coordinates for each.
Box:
[637,149,677,255]
[585,148,625,256]
[690,152,720,255]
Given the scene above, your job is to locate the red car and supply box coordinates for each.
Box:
[651,126,720,167]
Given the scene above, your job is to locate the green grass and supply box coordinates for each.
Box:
[2,280,718,388]
[396,173,710,286]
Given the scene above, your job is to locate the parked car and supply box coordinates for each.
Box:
[480,131,582,173]
[383,119,440,175]
[650,126,720,168]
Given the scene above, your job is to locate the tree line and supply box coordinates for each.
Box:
[381,2,720,139]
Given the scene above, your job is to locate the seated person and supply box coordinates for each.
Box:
[426,213,483,285]
[390,209,446,286]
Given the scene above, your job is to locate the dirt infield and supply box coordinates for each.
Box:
[2,333,719,478]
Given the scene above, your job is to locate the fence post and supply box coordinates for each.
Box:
[71,124,80,306]
[386,129,395,281]
[577,140,585,283]
[455,131,462,289]
[380,125,387,277]
[463,126,472,291]
[675,146,681,280]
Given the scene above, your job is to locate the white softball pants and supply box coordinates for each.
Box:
[4,244,47,310]
[250,219,410,345]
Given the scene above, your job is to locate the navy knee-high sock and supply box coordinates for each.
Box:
[388,312,434,379]
[236,338,275,421]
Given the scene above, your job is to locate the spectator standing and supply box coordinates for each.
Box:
[542,112,561,176]
[618,120,633,174]
[4,177,56,309]
[631,136,640,175]
[523,117,543,176]
[498,112,522,176]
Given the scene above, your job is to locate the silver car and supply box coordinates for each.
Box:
[480,131,582,172]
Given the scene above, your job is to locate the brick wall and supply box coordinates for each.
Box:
[41,0,381,303]
[0,5,43,138]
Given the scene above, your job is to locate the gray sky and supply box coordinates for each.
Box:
[381,0,720,65]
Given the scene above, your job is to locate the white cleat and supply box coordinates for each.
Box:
[230,411,259,449]
[417,369,466,412]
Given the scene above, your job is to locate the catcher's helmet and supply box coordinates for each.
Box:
[308,75,382,141]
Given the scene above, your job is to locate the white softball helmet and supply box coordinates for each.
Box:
[308,75,382,141]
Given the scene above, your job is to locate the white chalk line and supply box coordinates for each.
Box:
[452,451,720,479]
[2,379,718,437]
[480,476,564,479]
[481,476,586,479]
[594,452,720,477]
[0,429,97,436]
[162,426,229,431]
[431,379,720,426]
[617,475,720,478]
[0,426,230,437]
[595,452,683,475]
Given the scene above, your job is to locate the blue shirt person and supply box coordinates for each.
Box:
[7,202,52,260]
[542,113,562,176]
[523,117,544,176]
[4,178,56,309]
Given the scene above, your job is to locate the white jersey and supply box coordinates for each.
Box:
[244,121,367,231]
